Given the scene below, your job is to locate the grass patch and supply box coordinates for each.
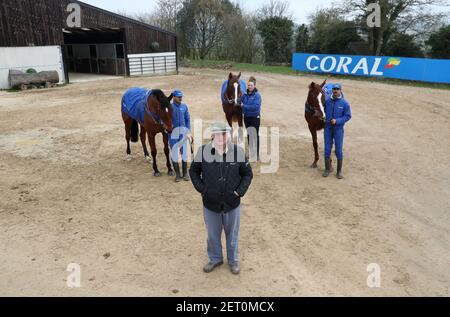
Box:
[1,88,21,92]
[182,59,450,90]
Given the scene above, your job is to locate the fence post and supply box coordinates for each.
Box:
[140,57,143,75]
[164,56,167,73]
[153,57,155,73]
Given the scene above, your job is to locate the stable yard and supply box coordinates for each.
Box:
[0,68,449,296]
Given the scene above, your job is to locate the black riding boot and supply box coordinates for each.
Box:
[336,159,344,179]
[173,161,182,182]
[182,161,190,181]
[323,157,331,177]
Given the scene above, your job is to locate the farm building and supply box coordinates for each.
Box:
[0,0,178,89]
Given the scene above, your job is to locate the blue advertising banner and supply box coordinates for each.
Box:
[292,53,450,84]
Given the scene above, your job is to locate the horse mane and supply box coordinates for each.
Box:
[150,89,170,110]
[307,82,320,109]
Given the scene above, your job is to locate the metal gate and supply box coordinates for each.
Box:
[128,52,177,77]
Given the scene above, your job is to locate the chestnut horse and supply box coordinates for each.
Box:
[222,72,244,142]
[305,80,329,168]
[122,88,174,177]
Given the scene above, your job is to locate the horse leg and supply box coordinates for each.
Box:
[123,115,132,160]
[226,114,234,141]
[140,126,150,161]
[163,133,174,176]
[237,112,244,145]
[309,125,319,168]
[148,131,161,177]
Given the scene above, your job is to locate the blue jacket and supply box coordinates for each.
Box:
[324,96,352,127]
[171,101,191,131]
[241,89,262,118]
[221,80,246,104]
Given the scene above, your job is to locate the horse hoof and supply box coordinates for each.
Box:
[168,171,175,177]
[154,172,162,177]
[310,163,317,168]
[145,156,151,162]
[126,155,132,161]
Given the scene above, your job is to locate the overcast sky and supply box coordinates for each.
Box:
[80,0,342,24]
[80,0,449,25]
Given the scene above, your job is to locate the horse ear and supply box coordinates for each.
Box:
[168,93,174,102]
[321,79,327,88]
[228,72,233,80]
[309,82,315,89]
[153,91,161,102]
[238,72,241,79]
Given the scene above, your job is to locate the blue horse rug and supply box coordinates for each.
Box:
[221,80,247,104]
[121,87,152,125]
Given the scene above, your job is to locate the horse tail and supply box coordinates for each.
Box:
[131,120,139,143]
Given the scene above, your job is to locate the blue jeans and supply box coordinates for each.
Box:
[203,206,241,265]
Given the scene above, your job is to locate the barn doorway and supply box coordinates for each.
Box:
[62,28,127,83]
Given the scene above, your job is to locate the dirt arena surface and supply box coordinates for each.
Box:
[1,68,449,296]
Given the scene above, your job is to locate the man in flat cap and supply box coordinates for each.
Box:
[189,122,253,275]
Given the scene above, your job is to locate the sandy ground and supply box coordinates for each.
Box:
[0,68,449,297]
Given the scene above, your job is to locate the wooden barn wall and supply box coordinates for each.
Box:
[0,0,176,54]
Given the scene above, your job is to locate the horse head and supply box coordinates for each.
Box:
[225,72,242,105]
[307,80,327,121]
[149,89,174,133]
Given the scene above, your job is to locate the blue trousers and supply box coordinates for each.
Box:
[203,206,241,265]
[324,125,345,160]
[169,136,189,162]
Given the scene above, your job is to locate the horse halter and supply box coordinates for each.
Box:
[225,82,241,104]
[306,90,325,120]
[145,104,164,125]
[145,95,169,132]
[305,102,315,114]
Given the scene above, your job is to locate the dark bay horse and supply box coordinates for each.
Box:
[222,72,244,142]
[305,80,329,168]
[121,88,174,177]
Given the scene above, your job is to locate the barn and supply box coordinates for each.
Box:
[0,0,178,89]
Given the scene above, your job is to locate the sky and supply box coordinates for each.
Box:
[80,0,340,25]
[80,0,449,25]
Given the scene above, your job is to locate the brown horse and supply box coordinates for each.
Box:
[305,80,329,168]
[222,72,244,142]
[122,89,174,177]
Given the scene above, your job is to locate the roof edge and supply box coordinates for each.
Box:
[75,0,177,37]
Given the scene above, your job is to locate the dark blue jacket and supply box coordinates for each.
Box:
[171,101,191,131]
[241,89,262,118]
[189,144,253,213]
[324,96,352,127]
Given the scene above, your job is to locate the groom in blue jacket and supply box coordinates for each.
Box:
[323,83,352,179]
[169,90,193,182]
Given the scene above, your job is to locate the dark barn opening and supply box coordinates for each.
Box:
[0,0,178,87]
[63,28,126,77]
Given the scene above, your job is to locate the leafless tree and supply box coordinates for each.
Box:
[118,0,182,32]
[257,0,292,20]
[340,0,449,55]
